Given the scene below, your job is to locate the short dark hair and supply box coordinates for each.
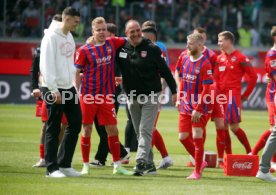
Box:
[52,14,62,22]
[62,7,80,17]
[107,23,117,35]
[141,20,157,39]
[218,31,235,43]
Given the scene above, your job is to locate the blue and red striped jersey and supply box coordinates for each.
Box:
[75,37,125,95]
[265,48,276,102]
[176,54,213,115]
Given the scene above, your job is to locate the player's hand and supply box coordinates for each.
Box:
[86,36,96,44]
[52,91,62,104]
[32,89,41,98]
[115,77,122,86]
[175,100,180,112]
[191,110,202,122]
[171,94,177,105]
[266,74,271,83]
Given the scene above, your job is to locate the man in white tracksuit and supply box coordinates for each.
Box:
[40,7,82,178]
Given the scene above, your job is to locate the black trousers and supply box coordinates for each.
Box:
[42,87,82,173]
[124,105,138,152]
[94,86,128,164]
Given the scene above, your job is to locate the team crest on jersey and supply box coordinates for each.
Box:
[220,58,225,62]
[270,60,276,67]
[231,56,237,62]
[141,51,147,58]
[195,67,200,74]
[106,46,112,53]
[207,70,212,75]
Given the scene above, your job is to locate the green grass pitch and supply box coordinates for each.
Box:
[0,104,276,195]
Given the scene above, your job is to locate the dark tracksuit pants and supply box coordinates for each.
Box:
[42,87,82,173]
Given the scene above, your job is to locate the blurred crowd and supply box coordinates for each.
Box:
[1,0,276,47]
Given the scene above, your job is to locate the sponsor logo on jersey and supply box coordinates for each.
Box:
[231,56,237,62]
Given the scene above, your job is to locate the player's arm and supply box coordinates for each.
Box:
[30,50,41,98]
[241,58,257,101]
[74,48,86,93]
[40,36,58,93]
[194,63,213,115]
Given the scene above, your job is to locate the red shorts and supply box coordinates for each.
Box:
[178,113,208,133]
[41,101,68,125]
[211,100,224,119]
[223,94,241,124]
[80,95,117,125]
[35,100,43,117]
[265,86,275,126]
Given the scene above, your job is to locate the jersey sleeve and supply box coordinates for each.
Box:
[239,54,257,98]
[74,46,87,69]
[202,60,213,85]
[209,50,218,70]
[111,36,126,50]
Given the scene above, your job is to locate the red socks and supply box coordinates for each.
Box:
[194,138,204,174]
[224,130,232,154]
[39,144,45,159]
[108,135,120,162]
[180,136,195,158]
[216,129,225,159]
[251,130,271,155]
[272,153,276,163]
[152,129,168,158]
[80,136,90,163]
[234,128,251,154]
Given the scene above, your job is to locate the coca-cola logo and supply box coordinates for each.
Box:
[232,162,253,170]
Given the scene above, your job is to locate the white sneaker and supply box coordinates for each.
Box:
[256,170,276,182]
[46,170,66,178]
[59,167,81,177]
[32,159,46,167]
[81,163,90,175]
[157,156,173,169]
[271,162,276,170]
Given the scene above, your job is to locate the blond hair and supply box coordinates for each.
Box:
[218,31,235,43]
[187,33,203,44]
[271,26,276,37]
[91,17,106,28]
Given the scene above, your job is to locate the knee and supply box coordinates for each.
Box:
[179,133,189,141]
[105,125,118,136]
[82,124,92,137]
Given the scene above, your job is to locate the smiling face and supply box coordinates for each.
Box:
[218,35,231,52]
[125,20,142,46]
[92,21,107,44]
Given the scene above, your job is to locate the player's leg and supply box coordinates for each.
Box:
[79,95,96,174]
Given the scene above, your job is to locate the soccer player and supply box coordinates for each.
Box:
[193,27,226,168]
[75,17,132,175]
[176,33,213,180]
[215,31,257,154]
[116,19,177,176]
[256,26,276,182]
[40,7,82,178]
[89,23,130,167]
[253,26,276,174]
[141,20,173,169]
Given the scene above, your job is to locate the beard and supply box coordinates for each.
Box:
[189,49,199,56]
